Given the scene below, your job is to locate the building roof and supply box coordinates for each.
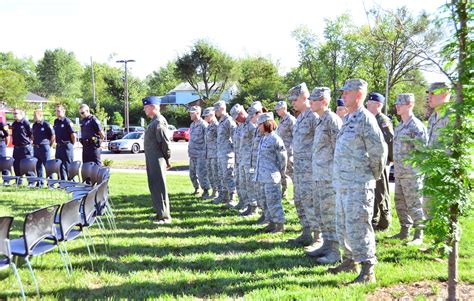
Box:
[25,92,50,103]
[172,82,223,92]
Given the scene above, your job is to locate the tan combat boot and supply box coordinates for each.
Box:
[327,258,360,274]
[287,227,313,246]
[407,229,424,246]
[316,241,341,264]
[389,226,410,240]
[271,223,285,233]
[350,261,376,284]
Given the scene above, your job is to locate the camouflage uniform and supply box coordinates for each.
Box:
[276,109,296,196]
[334,105,387,264]
[216,113,237,199]
[205,118,219,192]
[293,107,320,231]
[251,128,265,209]
[427,110,450,147]
[240,117,258,207]
[189,118,210,191]
[255,131,287,223]
[373,112,394,230]
[394,114,428,230]
[312,109,342,242]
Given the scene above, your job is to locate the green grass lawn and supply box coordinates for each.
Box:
[109,160,189,171]
[0,173,472,299]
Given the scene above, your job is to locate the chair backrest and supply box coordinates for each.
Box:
[81,162,99,185]
[97,167,110,184]
[45,159,62,179]
[19,157,38,177]
[0,157,14,175]
[81,188,98,225]
[23,205,60,253]
[58,200,82,239]
[0,216,14,258]
[68,160,82,182]
[95,180,109,209]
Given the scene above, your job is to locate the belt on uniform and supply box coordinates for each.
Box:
[14,144,31,148]
[57,141,72,146]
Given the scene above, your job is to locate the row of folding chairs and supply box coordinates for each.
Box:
[0,179,116,299]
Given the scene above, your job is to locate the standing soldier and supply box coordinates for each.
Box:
[231,104,249,209]
[11,109,33,183]
[188,106,210,198]
[32,110,55,186]
[305,87,343,264]
[255,112,287,233]
[287,83,320,246]
[427,82,451,147]
[79,104,104,165]
[0,120,8,158]
[203,107,219,199]
[391,93,428,245]
[142,96,172,224]
[366,92,393,231]
[241,101,263,217]
[331,79,387,284]
[213,100,237,205]
[274,100,296,199]
[336,98,348,120]
[53,104,76,180]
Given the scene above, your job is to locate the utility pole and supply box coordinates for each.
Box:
[116,59,135,134]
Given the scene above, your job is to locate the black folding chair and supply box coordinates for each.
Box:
[48,160,82,188]
[95,179,117,231]
[3,157,38,186]
[9,205,68,296]
[27,159,62,188]
[0,217,26,301]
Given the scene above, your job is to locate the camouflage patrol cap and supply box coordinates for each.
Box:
[248,101,263,117]
[274,101,287,110]
[288,82,309,101]
[309,87,331,101]
[368,92,385,104]
[213,100,226,111]
[202,107,214,117]
[256,112,274,125]
[427,82,451,93]
[395,93,415,105]
[339,79,368,91]
[337,99,345,107]
[230,104,243,119]
[188,106,200,113]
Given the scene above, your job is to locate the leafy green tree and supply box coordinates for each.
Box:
[36,48,83,99]
[175,40,236,100]
[112,111,124,127]
[407,1,472,299]
[0,69,28,107]
[0,52,40,92]
[231,56,286,108]
[146,61,180,96]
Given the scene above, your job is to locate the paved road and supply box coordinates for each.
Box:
[4,141,190,164]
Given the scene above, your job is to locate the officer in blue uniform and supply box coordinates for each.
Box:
[11,108,33,180]
[0,121,8,158]
[79,104,104,165]
[32,109,55,186]
[53,104,76,180]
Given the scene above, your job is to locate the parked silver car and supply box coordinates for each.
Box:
[108,132,144,154]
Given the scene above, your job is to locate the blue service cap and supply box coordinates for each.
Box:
[142,96,161,106]
[337,99,345,107]
[368,92,385,104]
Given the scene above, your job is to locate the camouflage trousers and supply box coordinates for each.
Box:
[217,156,236,196]
[313,180,337,242]
[336,185,377,264]
[293,173,313,229]
[255,181,269,219]
[238,164,254,206]
[206,157,219,191]
[372,166,392,230]
[260,182,285,223]
[189,157,209,190]
[235,161,245,203]
[394,176,425,229]
[281,155,294,197]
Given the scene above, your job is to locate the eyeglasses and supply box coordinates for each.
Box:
[80,111,86,115]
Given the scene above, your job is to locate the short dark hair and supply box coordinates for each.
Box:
[261,120,277,133]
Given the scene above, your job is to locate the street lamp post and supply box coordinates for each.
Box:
[116,59,135,134]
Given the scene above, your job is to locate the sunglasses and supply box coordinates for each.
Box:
[80,111,86,115]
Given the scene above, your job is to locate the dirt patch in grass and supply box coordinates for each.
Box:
[366,281,474,300]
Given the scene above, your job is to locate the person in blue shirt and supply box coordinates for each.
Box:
[79,104,104,165]
[32,109,55,186]
[11,108,33,181]
[53,104,76,180]
[0,121,9,158]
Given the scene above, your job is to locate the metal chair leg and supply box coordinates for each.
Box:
[61,241,74,273]
[81,231,94,270]
[24,257,40,297]
[57,244,70,276]
[10,262,26,301]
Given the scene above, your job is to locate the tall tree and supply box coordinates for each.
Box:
[146,61,180,96]
[175,40,236,100]
[36,48,83,99]
[0,52,40,93]
[0,69,28,107]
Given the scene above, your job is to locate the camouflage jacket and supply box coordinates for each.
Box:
[216,113,236,158]
[293,107,319,160]
[240,118,257,167]
[276,113,296,157]
[205,119,218,159]
[255,132,287,184]
[427,110,450,147]
[188,118,207,158]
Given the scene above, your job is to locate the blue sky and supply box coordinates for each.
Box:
[1,0,446,80]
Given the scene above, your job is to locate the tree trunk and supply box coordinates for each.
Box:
[447,223,459,300]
